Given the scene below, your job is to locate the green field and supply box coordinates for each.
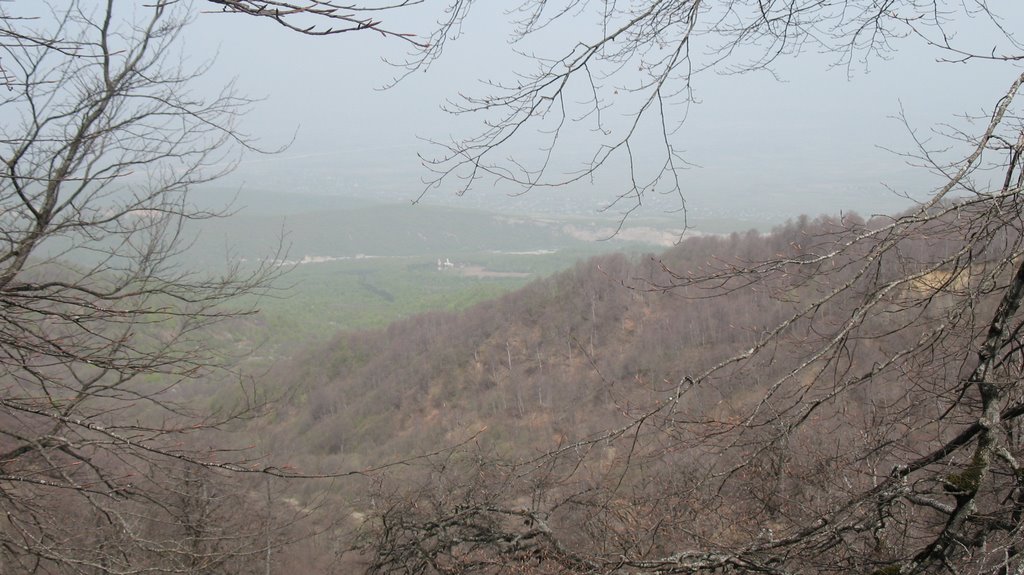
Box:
[245,253,560,350]
[183,189,679,358]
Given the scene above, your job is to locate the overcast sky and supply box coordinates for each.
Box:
[184,2,1023,223]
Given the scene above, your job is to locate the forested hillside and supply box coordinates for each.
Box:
[265,227,780,468]
[247,211,972,572]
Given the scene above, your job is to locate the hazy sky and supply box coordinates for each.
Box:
[185,3,1022,224]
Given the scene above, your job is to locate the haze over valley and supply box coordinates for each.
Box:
[3,2,1024,574]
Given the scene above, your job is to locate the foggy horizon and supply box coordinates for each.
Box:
[182,3,1023,227]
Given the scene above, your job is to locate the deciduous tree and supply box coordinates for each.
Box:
[0,1,300,571]
[347,2,1024,574]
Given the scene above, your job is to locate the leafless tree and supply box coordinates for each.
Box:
[204,0,432,42]
[393,1,1023,220]
[349,2,1024,575]
[121,1,1024,572]
[0,1,313,571]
